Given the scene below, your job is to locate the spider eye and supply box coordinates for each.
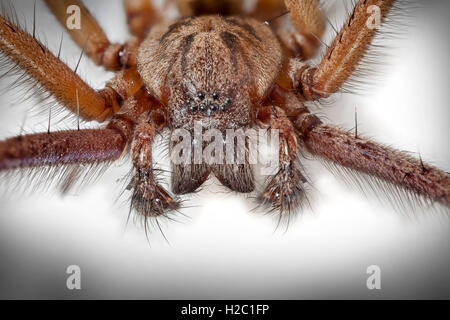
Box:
[188,98,197,113]
[197,92,205,100]
[220,98,231,112]
[212,92,219,100]
[210,103,218,113]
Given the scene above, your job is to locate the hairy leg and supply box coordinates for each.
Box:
[124,0,160,39]
[0,87,157,194]
[266,85,450,209]
[256,103,308,213]
[104,66,144,107]
[44,0,139,70]
[130,110,179,217]
[282,0,325,59]
[0,121,130,172]
[249,1,324,59]
[289,0,395,100]
[298,121,450,207]
[0,15,143,121]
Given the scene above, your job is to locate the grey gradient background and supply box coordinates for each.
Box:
[0,0,449,299]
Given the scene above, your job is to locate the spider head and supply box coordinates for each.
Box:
[166,73,253,130]
[137,15,283,130]
[184,91,232,117]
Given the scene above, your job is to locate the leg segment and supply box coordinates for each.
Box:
[130,111,179,217]
[0,125,129,172]
[250,1,324,59]
[124,0,160,39]
[0,15,114,121]
[299,122,450,207]
[0,86,157,172]
[290,0,395,100]
[265,85,450,209]
[256,104,308,213]
[0,15,143,121]
[44,0,138,70]
[104,66,144,106]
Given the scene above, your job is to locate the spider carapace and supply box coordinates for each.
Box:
[0,0,448,224]
[139,15,283,129]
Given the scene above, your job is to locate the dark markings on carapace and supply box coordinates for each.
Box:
[181,33,197,74]
[159,19,193,44]
[220,31,239,72]
[234,30,259,50]
[224,17,262,42]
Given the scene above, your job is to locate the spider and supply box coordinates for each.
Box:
[0,0,448,230]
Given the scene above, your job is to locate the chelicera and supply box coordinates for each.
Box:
[0,0,448,228]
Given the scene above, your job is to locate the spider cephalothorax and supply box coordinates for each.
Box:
[137,15,283,200]
[0,0,448,226]
[138,15,282,130]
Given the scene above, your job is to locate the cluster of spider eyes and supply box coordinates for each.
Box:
[187,92,232,116]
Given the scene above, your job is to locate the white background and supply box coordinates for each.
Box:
[0,0,449,298]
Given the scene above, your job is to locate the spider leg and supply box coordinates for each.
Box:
[130,110,179,217]
[297,120,450,208]
[0,15,143,122]
[265,85,450,210]
[281,0,325,59]
[0,121,131,172]
[249,0,324,59]
[289,0,395,100]
[0,87,156,191]
[44,0,139,70]
[255,101,309,214]
[124,0,161,39]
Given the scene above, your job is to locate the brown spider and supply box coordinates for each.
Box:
[0,0,448,228]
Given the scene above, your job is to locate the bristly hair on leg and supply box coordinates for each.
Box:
[301,123,450,218]
[318,158,449,218]
[339,0,418,95]
[116,135,194,243]
[124,164,185,243]
[252,154,313,232]
[0,160,115,196]
[0,1,101,127]
[307,0,418,98]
